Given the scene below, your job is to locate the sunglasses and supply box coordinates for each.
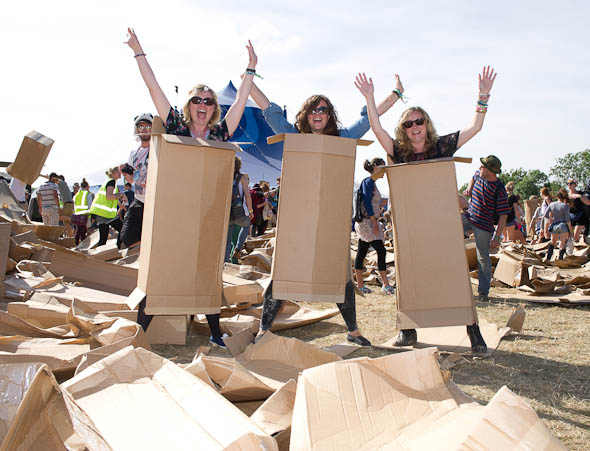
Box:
[402,117,425,128]
[136,124,151,131]
[310,106,329,115]
[190,96,215,106]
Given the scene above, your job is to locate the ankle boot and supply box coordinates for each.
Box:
[466,324,487,353]
[559,248,566,260]
[545,244,554,261]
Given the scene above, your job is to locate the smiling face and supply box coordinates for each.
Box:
[307,100,329,134]
[188,91,216,127]
[404,110,427,147]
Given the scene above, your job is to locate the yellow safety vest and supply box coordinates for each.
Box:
[73,190,90,215]
[88,179,119,219]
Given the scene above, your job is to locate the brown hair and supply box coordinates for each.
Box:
[363,157,385,173]
[294,95,341,136]
[394,107,438,161]
[182,84,221,129]
[260,182,270,192]
[557,188,569,202]
[540,186,553,202]
[234,156,242,176]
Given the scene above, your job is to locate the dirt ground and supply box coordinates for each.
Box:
[152,284,590,450]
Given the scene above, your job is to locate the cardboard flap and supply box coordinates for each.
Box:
[267,133,372,147]
[381,156,471,168]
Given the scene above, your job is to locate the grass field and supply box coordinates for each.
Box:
[153,284,590,450]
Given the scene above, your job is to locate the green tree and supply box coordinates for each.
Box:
[498,168,549,198]
[550,148,590,187]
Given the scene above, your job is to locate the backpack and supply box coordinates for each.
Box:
[230,173,246,220]
[352,184,365,223]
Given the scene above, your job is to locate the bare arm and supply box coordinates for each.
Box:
[491,214,508,249]
[105,185,123,201]
[375,74,404,116]
[249,81,270,110]
[355,73,394,155]
[463,177,475,197]
[224,41,258,135]
[457,66,497,148]
[37,195,43,213]
[125,28,171,120]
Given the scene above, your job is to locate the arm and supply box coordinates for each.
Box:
[375,74,404,115]
[249,81,270,110]
[492,214,508,249]
[53,190,60,207]
[224,41,258,136]
[241,175,254,219]
[354,73,394,154]
[457,66,497,148]
[125,28,171,120]
[105,184,123,201]
[463,177,475,197]
[37,195,43,213]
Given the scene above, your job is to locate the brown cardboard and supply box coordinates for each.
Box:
[138,130,239,315]
[0,223,10,296]
[0,363,82,450]
[251,379,297,436]
[6,131,54,184]
[7,299,70,328]
[11,230,39,245]
[493,253,530,287]
[100,310,189,345]
[83,239,122,261]
[49,247,137,295]
[61,346,278,450]
[465,238,478,270]
[290,348,564,450]
[525,198,541,237]
[222,272,265,306]
[269,133,370,303]
[386,158,476,328]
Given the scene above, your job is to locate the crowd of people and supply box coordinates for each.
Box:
[7,28,589,354]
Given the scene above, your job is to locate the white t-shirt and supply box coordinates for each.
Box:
[128,145,150,203]
[37,182,60,208]
[9,177,26,202]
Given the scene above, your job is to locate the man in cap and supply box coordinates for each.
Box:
[120,113,153,248]
[461,155,510,352]
[37,172,61,226]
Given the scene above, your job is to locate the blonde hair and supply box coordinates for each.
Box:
[394,107,438,161]
[505,181,515,193]
[182,84,221,129]
[105,166,119,179]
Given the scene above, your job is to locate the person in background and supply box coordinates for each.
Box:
[503,181,526,244]
[543,188,573,261]
[124,182,135,205]
[529,187,553,243]
[55,175,75,237]
[89,166,126,246]
[120,113,152,249]
[37,173,61,226]
[566,178,590,242]
[354,157,395,296]
[72,182,80,197]
[226,156,253,262]
[72,178,94,245]
[250,183,264,237]
[9,176,28,209]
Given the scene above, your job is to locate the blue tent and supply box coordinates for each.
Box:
[218,81,283,185]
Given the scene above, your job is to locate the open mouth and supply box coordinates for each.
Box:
[196,109,207,120]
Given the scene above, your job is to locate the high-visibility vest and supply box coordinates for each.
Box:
[73,190,90,215]
[88,179,119,219]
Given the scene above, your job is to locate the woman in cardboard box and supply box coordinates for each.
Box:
[355,67,497,351]
[125,28,259,348]
[247,78,404,346]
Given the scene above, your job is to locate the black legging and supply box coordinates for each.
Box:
[98,217,123,246]
[260,280,358,332]
[354,239,387,271]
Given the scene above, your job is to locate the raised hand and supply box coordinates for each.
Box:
[246,40,257,69]
[354,73,374,98]
[394,74,404,94]
[124,27,143,54]
[478,66,497,95]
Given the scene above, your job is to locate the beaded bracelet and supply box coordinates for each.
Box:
[476,106,488,113]
[134,53,146,58]
[244,69,264,79]
[477,101,488,107]
[392,89,408,103]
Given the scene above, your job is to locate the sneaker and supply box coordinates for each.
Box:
[393,329,417,346]
[358,286,372,294]
[209,333,228,348]
[381,286,395,296]
[477,293,489,302]
[347,334,372,346]
[466,324,487,354]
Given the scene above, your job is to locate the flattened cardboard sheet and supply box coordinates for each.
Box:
[61,346,277,450]
[270,133,369,303]
[6,131,54,185]
[386,159,476,328]
[138,132,238,315]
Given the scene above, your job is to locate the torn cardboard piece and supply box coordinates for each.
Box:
[290,348,564,450]
[270,133,370,303]
[6,131,54,185]
[0,363,83,450]
[386,158,476,328]
[100,310,189,345]
[61,346,278,450]
[251,379,297,436]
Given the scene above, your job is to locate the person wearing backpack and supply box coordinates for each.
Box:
[226,156,253,262]
[353,158,394,295]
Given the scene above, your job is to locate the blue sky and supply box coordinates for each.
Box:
[1,0,589,192]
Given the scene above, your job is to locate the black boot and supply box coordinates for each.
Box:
[466,324,487,354]
[559,248,566,260]
[394,329,417,346]
[545,244,554,261]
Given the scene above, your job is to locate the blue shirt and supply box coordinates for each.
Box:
[467,171,510,233]
[360,177,376,217]
[262,102,370,139]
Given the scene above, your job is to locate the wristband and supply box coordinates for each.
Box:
[134,53,146,58]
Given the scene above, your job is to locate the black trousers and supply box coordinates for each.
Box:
[98,217,123,246]
[120,199,144,247]
[354,239,387,271]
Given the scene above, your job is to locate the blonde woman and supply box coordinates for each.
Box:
[88,166,126,246]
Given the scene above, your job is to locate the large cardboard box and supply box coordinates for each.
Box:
[7,131,54,184]
[386,158,476,328]
[137,126,238,315]
[268,133,370,303]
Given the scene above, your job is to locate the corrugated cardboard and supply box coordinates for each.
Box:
[0,363,82,450]
[138,129,238,314]
[290,348,564,450]
[525,198,541,237]
[49,247,137,295]
[494,253,530,287]
[61,346,278,450]
[251,379,297,436]
[465,238,478,271]
[0,223,10,296]
[100,310,189,345]
[268,133,370,303]
[6,131,54,185]
[386,158,476,328]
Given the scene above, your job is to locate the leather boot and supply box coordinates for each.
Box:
[466,324,487,353]
[394,329,417,346]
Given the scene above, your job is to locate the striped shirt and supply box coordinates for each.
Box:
[37,182,60,209]
[466,171,510,232]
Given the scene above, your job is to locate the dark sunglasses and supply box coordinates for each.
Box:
[402,117,425,128]
[310,106,329,115]
[190,96,215,106]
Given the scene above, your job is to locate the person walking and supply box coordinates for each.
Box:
[226,156,254,262]
[544,188,573,261]
[89,166,125,246]
[37,173,61,226]
[72,178,93,245]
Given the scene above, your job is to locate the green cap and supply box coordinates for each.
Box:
[480,155,502,174]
